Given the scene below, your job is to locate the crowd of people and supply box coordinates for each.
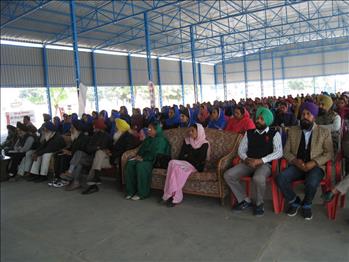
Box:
[1,91,349,220]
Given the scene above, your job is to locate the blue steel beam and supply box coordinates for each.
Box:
[271,51,276,96]
[281,56,285,96]
[190,25,198,103]
[220,36,227,100]
[179,60,185,106]
[242,43,248,99]
[198,63,203,102]
[144,12,153,82]
[156,57,163,108]
[1,0,52,29]
[258,48,264,97]
[69,0,81,91]
[91,51,99,112]
[42,46,52,116]
[214,64,218,99]
[127,54,135,108]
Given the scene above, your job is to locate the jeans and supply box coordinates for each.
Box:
[276,165,324,205]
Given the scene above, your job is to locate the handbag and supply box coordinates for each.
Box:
[154,154,171,169]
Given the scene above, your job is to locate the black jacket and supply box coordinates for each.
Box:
[70,133,89,154]
[35,133,66,156]
[86,131,112,154]
[178,141,209,172]
[111,132,141,163]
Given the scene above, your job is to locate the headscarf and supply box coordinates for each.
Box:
[165,106,180,127]
[207,108,227,130]
[185,123,210,160]
[197,105,210,123]
[255,107,274,126]
[131,109,144,131]
[180,108,197,128]
[93,118,107,130]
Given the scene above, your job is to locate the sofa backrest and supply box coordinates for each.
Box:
[163,128,241,170]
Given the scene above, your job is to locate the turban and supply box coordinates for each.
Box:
[318,95,333,111]
[256,107,274,126]
[115,118,130,133]
[300,102,319,117]
[93,118,106,130]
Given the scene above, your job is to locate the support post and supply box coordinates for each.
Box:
[42,46,52,116]
[69,0,81,93]
[258,48,264,98]
[144,12,153,82]
[243,43,248,99]
[179,60,185,105]
[220,36,227,100]
[214,64,218,100]
[91,51,99,111]
[271,51,276,96]
[281,56,285,96]
[127,54,135,108]
[157,57,163,107]
[190,25,198,103]
[198,63,203,101]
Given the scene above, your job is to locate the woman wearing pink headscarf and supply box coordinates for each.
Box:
[196,105,210,127]
[161,123,210,207]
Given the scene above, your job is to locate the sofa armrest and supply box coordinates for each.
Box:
[121,146,140,184]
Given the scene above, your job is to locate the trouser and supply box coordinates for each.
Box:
[7,152,25,175]
[17,150,35,176]
[125,160,153,198]
[54,154,71,178]
[224,163,271,206]
[87,150,111,180]
[336,175,349,195]
[276,165,324,205]
[69,150,92,182]
[30,153,53,176]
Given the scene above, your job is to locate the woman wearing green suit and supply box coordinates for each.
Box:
[125,122,171,200]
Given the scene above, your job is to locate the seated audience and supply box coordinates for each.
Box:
[207,107,227,130]
[225,105,255,134]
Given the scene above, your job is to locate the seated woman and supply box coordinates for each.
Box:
[0,125,17,153]
[207,107,227,130]
[161,123,209,207]
[179,108,196,128]
[225,106,255,134]
[163,106,180,129]
[196,105,210,127]
[125,122,171,200]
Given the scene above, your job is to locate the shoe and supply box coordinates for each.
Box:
[60,172,73,181]
[25,174,38,181]
[286,196,301,217]
[81,185,99,195]
[158,198,170,205]
[302,206,313,220]
[322,191,335,202]
[8,173,15,177]
[34,176,47,183]
[253,204,265,217]
[65,182,80,191]
[232,200,253,212]
[53,179,66,188]
[87,174,102,185]
[131,195,141,201]
[125,195,132,200]
[166,201,177,208]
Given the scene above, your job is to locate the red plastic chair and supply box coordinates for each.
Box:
[230,157,281,214]
[330,152,346,219]
[278,159,334,219]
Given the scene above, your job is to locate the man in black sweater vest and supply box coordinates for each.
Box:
[224,107,283,217]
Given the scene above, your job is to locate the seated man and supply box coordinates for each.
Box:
[81,118,113,194]
[1,125,17,153]
[224,107,283,217]
[27,122,66,182]
[316,94,341,152]
[322,175,349,202]
[274,101,298,127]
[276,102,333,220]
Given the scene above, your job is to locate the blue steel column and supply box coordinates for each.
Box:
[190,25,198,103]
[42,46,52,115]
[281,56,285,96]
[144,12,153,82]
[214,64,218,99]
[242,43,248,99]
[198,63,203,101]
[258,48,264,98]
[220,36,227,100]
[271,51,276,96]
[157,57,163,107]
[91,51,99,111]
[127,54,135,108]
[69,0,81,92]
[179,60,185,105]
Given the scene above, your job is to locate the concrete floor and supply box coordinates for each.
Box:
[1,179,348,262]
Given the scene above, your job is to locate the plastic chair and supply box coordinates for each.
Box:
[278,159,334,219]
[230,157,281,214]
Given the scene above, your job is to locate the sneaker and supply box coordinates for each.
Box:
[254,204,265,217]
[8,173,15,178]
[302,206,313,220]
[131,195,141,201]
[286,196,301,217]
[64,182,80,191]
[81,185,99,195]
[34,176,47,183]
[87,175,102,186]
[232,200,253,212]
[125,195,132,200]
[25,174,38,181]
[53,180,65,188]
